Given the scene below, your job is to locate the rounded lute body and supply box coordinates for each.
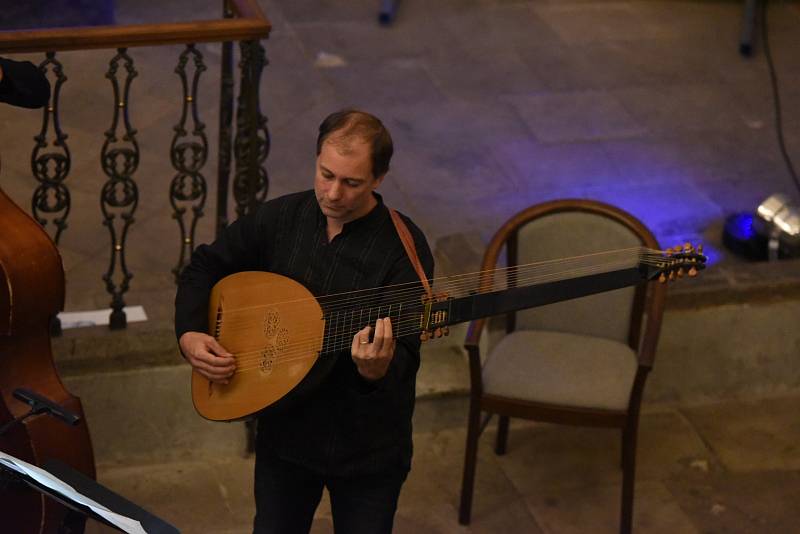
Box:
[191,271,325,421]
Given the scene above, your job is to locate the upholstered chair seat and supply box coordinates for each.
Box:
[482,330,638,411]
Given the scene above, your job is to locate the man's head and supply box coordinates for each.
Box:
[316,109,393,179]
[314,110,393,227]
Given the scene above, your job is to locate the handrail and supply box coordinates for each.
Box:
[0,0,270,54]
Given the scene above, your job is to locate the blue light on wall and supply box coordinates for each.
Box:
[726,213,757,241]
[723,212,766,260]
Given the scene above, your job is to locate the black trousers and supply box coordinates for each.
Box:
[253,452,407,534]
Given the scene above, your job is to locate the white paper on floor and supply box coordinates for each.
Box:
[58,306,148,329]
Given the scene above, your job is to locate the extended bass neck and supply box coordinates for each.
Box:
[425,266,648,331]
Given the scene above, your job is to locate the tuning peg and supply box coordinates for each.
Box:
[677,267,685,278]
[420,331,430,342]
[688,266,698,277]
[442,327,450,337]
[697,244,704,255]
[683,242,694,252]
[659,273,667,283]
[433,327,443,338]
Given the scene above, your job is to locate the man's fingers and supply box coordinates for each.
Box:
[352,325,371,353]
[192,347,235,368]
[195,359,234,382]
[195,355,234,374]
[383,317,393,342]
[372,318,385,353]
[200,370,231,385]
[208,337,233,358]
[374,317,393,353]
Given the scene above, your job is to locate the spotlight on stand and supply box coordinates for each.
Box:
[754,194,800,260]
[723,194,800,261]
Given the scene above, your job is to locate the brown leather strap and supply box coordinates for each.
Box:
[389,208,432,299]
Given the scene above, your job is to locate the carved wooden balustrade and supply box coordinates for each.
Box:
[0,0,271,330]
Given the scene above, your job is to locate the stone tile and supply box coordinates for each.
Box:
[491,137,621,189]
[399,499,544,534]
[579,179,723,248]
[423,21,547,101]
[495,410,714,497]
[525,480,699,534]
[91,460,250,533]
[115,0,220,25]
[597,126,788,189]
[611,83,748,135]
[442,2,562,57]
[417,341,469,398]
[259,31,340,132]
[291,19,434,64]
[322,57,446,109]
[665,470,800,534]
[680,395,800,472]
[432,231,485,279]
[649,303,800,403]
[532,3,677,45]
[504,91,647,143]
[63,366,247,466]
[400,137,514,196]
[519,37,728,92]
[413,395,471,435]
[382,96,532,146]
[268,0,385,25]
[405,427,525,523]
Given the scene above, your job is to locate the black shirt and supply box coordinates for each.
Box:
[175,190,434,476]
[0,57,50,109]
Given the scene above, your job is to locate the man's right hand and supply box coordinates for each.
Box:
[179,332,236,384]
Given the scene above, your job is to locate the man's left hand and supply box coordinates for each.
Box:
[351,317,396,381]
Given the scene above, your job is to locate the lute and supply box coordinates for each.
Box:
[191,244,706,421]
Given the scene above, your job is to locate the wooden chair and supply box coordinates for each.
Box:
[458,199,667,534]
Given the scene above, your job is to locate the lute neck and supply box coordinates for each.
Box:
[319,246,664,354]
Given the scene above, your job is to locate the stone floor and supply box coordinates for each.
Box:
[82,393,800,533]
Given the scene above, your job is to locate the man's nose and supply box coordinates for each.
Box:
[328,180,342,200]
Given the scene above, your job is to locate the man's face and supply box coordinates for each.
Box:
[314,138,384,225]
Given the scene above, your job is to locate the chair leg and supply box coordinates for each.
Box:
[495,415,509,455]
[459,403,482,525]
[620,427,628,469]
[620,417,639,534]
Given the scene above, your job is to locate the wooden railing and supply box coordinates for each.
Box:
[0,0,271,330]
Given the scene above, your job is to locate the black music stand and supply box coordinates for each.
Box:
[0,455,179,534]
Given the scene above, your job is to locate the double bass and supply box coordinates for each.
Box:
[0,185,95,533]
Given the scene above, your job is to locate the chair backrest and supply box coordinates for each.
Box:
[481,199,661,350]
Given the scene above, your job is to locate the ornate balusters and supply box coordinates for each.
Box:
[170,44,209,283]
[100,48,140,330]
[233,39,270,218]
[31,51,71,245]
[216,0,235,238]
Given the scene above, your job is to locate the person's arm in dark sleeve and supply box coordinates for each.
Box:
[174,207,265,340]
[354,218,434,393]
[0,57,50,109]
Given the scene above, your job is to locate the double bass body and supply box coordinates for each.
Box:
[0,186,95,533]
